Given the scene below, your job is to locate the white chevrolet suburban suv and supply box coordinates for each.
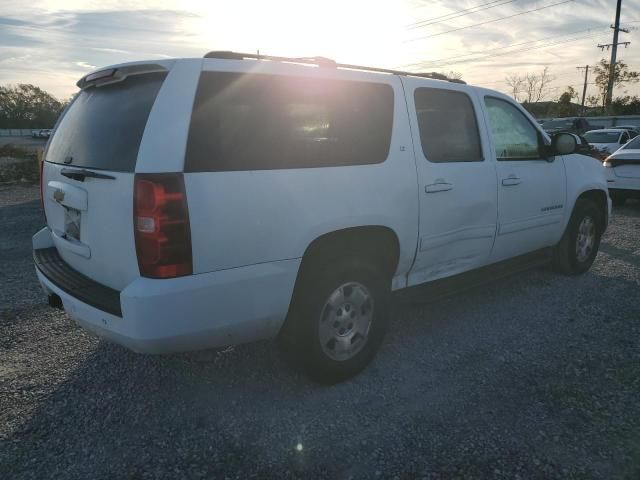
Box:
[33,52,611,383]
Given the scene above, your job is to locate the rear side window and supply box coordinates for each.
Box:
[185,72,394,172]
[46,72,167,172]
[414,88,482,163]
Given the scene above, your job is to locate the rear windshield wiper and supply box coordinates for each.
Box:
[60,168,116,181]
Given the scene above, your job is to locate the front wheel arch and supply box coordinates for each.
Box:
[569,189,608,234]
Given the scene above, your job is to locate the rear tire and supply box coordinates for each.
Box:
[552,199,602,275]
[280,259,390,384]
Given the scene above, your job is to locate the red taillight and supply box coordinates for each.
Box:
[134,173,192,279]
[39,158,46,220]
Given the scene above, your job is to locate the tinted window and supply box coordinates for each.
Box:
[185,72,394,172]
[414,88,482,163]
[623,136,640,149]
[46,72,166,172]
[485,97,540,160]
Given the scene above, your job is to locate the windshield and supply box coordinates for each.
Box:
[583,131,621,143]
[46,72,167,172]
[622,136,640,150]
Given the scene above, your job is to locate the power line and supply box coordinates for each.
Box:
[406,0,521,30]
[405,0,575,43]
[407,30,609,69]
[403,25,609,69]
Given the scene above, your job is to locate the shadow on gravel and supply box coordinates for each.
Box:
[2,196,640,478]
[0,198,46,309]
[3,259,640,479]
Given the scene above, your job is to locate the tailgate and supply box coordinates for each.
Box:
[41,67,168,291]
[42,164,137,290]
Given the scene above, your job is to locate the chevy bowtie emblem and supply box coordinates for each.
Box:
[53,189,65,202]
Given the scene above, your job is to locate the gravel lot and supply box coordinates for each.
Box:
[1,184,639,479]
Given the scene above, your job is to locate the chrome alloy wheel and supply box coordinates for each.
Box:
[576,216,596,263]
[318,282,374,362]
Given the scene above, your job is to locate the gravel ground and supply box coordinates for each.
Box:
[1,184,639,479]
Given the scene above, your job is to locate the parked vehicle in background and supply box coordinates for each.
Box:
[32,53,611,383]
[568,133,600,159]
[612,125,640,138]
[31,129,52,139]
[583,129,631,157]
[543,117,595,136]
[604,135,640,206]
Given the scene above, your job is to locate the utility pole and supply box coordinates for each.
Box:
[576,65,589,114]
[597,0,630,111]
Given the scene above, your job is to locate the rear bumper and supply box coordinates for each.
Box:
[33,227,300,353]
[606,169,640,192]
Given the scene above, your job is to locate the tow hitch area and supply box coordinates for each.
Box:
[48,293,63,310]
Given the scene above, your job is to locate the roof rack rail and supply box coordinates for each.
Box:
[203,51,466,84]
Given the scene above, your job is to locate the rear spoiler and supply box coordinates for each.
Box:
[77,63,168,89]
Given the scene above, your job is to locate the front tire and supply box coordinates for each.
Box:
[552,199,602,275]
[281,260,390,384]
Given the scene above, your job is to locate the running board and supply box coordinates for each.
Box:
[397,248,553,304]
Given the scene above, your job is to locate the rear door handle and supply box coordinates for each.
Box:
[425,181,453,193]
[502,176,521,186]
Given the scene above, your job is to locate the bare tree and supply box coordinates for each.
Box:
[524,67,553,103]
[505,67,554,103]
[505,74,524,102]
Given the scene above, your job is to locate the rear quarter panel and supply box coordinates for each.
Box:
[184,63,419,281]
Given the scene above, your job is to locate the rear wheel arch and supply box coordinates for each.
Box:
[296,226,401,283]
[280,225,399,382]
[280,226,400,337]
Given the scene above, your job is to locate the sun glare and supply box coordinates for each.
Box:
[188,0,416,69]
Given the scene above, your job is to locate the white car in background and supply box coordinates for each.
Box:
[605,135,640,206]
[583,129,631,157]
[613,125,640,138]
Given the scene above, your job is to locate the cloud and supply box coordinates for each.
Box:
[0,0,639,101]
[75,61,96,69]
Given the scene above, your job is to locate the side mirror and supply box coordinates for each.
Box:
[552,132,577,155]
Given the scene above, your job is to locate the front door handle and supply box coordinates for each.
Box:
[502,176,522,186]
[425,181,453,193]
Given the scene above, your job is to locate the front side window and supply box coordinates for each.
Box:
[185,72,394,172]
[484,97,540,161]
[413,88,482,163]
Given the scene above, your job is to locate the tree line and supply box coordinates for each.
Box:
[0,84,69,129]
[506,58,640,118]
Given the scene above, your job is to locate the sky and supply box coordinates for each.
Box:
[1,0,639,102]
